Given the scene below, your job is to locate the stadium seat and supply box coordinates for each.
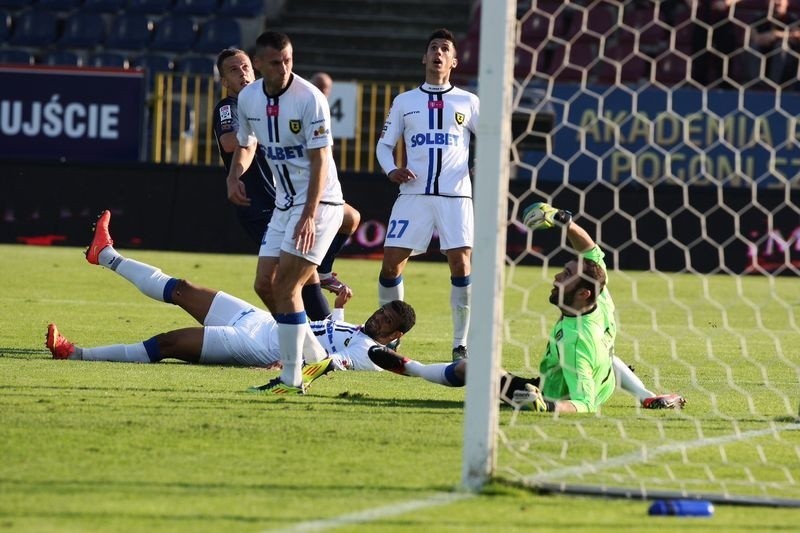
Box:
[82,0,125,13]
[173,0,218,15]
[217,0,263,17]
[194,17,241,53]
[0,47,33,64]
[126,0,173,14]
[174,53,214,75]
[39,50,81,66]
[36,0,83,11]
[150,14,196,52]
[9,9,58,47]
[58,12,107,49]
[86,50,129,68]
[105,13,152,50]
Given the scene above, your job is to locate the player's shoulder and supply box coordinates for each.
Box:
[451,85,480,103]
[238,82,261,103]
[395,86,425,102]
[214,95,237,115]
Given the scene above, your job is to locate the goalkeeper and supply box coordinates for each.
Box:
[366,203,685,412]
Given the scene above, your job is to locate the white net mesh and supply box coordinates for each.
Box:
[489,0,800,504]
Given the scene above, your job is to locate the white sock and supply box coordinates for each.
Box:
[451,284,471,347]
[404,361,452,385]
[613,355,655,401]
[378,279,404,306]
[98,246,122,269]
[81,343,151,363]
[277,322,306,386]
[114,257,174,302]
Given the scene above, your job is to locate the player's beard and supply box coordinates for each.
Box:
[550,285,578,310]
[363,317,378,339]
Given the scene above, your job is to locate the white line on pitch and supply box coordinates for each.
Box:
[528,422,800,483]
[266,491,474,533]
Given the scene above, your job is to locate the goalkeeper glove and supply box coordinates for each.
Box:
[511,384,551,412]
[522,202,572,231]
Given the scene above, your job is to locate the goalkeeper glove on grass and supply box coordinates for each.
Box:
[522,202,572,231]
[511,384,550,412]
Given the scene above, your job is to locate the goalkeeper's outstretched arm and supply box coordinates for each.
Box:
[565,217,595,255]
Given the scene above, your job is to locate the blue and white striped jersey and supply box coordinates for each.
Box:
[308,318,383,371]
[378,84,479,197]
[236,73,343,210]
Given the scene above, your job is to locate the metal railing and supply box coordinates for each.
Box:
[150,72,412,171]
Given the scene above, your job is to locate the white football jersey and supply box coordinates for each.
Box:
[378,84,479,197]
[309,319,384,371]
[236,74,343,210]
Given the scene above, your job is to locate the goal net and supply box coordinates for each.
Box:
[465,0,800,506]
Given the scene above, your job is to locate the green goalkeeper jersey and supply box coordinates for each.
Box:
[539,246,616,413]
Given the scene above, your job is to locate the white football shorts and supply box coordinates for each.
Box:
[259,203,344,264]
[199,292,281,367]
[384,195,473,255]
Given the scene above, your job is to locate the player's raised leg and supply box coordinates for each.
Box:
[84,210,222,324]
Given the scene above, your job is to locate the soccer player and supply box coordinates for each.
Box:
[366,204,687,412]
[213,48,355,313]
[46,210,416,390]
[225,32,346,394]
[375,28,479,362]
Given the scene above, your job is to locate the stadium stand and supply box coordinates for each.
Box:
[105,13,153,50]
[150,14,197,52]
[58,11,107,50]
[194,16,241,53]
[9,9,58,47]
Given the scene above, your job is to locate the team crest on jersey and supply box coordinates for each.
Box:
[289,120,302,133]
[455,112,465,125]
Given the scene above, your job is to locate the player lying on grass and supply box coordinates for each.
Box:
[365,203,686,412]
[45,210,416,393]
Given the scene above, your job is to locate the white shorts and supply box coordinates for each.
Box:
[199,292,281,367]
[384,195,473,255]
[259,203,344,265]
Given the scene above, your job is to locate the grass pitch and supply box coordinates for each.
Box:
[1,244,798,532]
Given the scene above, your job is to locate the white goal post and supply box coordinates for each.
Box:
[463,0,800,507]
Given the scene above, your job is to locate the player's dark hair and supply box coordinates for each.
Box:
[576,258,606,304]
[215,47,247,77]
[426,28,457,54]
[255,31,292,54]
[388,300,416,333]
